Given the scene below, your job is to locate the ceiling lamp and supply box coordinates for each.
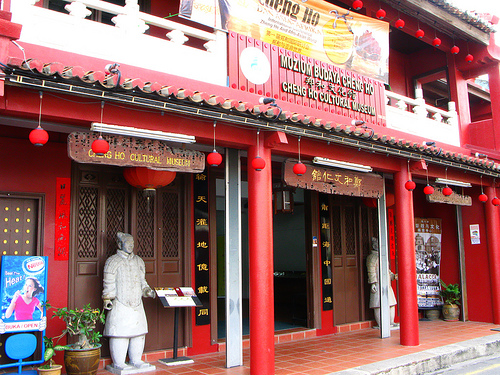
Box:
[313,157,372,173]
[451,45,460,55]
[352,0,363,10]
[90,122,196,143]
[251,130,266,171]
[395,19,405,29]
[293,137,307,176]
[376,8,386,19]
[206,121,222,167]
[29,92,49,146]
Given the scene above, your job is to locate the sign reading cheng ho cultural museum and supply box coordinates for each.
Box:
[68,132,205,172]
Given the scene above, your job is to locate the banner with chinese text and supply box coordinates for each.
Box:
[415,218,443,308]
[180,0,389,82]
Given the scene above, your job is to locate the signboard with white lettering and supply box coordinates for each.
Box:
[68,132,205,172]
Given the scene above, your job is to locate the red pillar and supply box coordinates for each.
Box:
[484,186,500,324]
[247,141,274,375]
[394,161,419,346]
[487,63,500,150]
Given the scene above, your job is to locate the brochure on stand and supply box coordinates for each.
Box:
[155,287,202,307]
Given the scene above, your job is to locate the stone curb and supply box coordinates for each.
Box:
[331,333,500,374]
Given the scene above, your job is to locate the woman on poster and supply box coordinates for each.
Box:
[5,277,44,321]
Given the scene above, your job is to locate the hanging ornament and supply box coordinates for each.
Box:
[432,37,441,47]
[451,45,460,55]
[465,54,474,63]
[415,29,424,39]
[293,137,307,176]
[479,176,488,203]
[91,101,109,156]
[395,18,405,29]
[376,8,386,19]
[493,197,500,206]
[404,160,415,191]
[252,130,266,171]
[352,0,363,10]
[442,186,453,196]
[423,164,434,195]
[29,92,49,146]
[207,121,222,167]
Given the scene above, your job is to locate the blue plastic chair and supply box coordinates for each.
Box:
[5,333,38,374]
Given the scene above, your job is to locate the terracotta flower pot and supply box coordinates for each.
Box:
[64,345,101,375]
[442,303,460,321]
[37,364,62,375]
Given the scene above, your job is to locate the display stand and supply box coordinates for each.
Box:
[155,287,202,366]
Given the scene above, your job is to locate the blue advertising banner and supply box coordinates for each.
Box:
[0,256,48,333]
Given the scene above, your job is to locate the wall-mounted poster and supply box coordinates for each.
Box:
[0,256,47,332]
[414,218,442,309]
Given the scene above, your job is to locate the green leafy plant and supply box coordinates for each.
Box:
[38,336,69,369]
[439,280,461,305]
[50,303,105,350]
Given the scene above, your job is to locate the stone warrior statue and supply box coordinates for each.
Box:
[366,237,399,328]
[102,232,156,373]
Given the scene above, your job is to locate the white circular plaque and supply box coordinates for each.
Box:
[239,47,271,85]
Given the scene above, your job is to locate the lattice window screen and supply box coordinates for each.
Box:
[77,186,98,258]
[332,205,342,256]
[136,193,155,258]
[345,206,356,255]
[162,191,179,258]
[105,188,126,258]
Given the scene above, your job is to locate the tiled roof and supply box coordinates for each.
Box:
[427,0,496,33]
[4,57,500,176]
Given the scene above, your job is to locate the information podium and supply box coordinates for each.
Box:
[155,287,202,366]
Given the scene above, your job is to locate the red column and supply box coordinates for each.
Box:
[484,186,500,323]
[487,63,500,150]
[393,161,419,346]
[247,142,274,374]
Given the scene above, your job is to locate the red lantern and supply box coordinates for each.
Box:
[252,156,266,171]
[206,150,222,167]
[442,186,453,196]
[423,185,434,195]
[123,167,176,190]
[465,54,474,63]
[451,45,460,55]
[293,162,307,176]
[493,197,500,206]
[352,0,363,10]
[91,136,109,156]
[376,8,386,19]
[415,29,424,39]
[395,19,405,29]
[404,180,416,191]
[29,125,49,146]
[432,37,441,47]
[479,193,488,203]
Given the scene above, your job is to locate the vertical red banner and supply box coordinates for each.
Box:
[388,208,396,260]
[54,177,71,261]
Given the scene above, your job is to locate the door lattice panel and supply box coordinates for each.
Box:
[345,206,356,255]
[77,186,98,258]
[105,188,126,258]
[136,193,155,258]
[162,191,179,258]
[332,206,342,256]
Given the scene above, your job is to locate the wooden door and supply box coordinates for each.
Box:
[70,164,185,354]
[331,198,360,325]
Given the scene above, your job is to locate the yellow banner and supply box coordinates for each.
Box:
[180,0,389,82]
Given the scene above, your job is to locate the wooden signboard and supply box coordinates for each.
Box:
[426,187,472,206]
[283,159,383,198]
[68,132,205,172]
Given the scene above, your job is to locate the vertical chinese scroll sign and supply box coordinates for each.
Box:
[319,194,333,310]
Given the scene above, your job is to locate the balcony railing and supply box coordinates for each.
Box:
[10,0,227,86]
[385,89,460,146]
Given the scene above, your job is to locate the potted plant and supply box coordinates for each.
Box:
[50,303,105,375]
[439,280,461,321]
[37,336,68,375]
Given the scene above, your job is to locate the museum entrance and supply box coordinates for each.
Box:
[69,163,187,355]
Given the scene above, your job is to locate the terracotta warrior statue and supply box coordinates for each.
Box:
[103,232,156,373]
[366,237,399,328]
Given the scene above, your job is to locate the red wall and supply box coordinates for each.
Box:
[0,133,71,361]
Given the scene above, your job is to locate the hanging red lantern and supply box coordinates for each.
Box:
[395,19,405,29]
[404,180,416,191]
[451,45,460,55]
[293,162,307,176]
[493,197,500,206]
[376,8,386,19]
[352,0,363,10]
[29,125,49,146]
[252,156,266,171]
[206,150,222,167]
[442,186,453,196]
[91,135,109,156]
[479,193,488,203]
[415,29,424,39]
[123,167,176,189]
[432,37,441,47]
[465,54,474,63]
[423,185,434,195]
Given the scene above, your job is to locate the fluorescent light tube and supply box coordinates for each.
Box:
[91,122,196,144]
[434,178,471,187]
[313,157,373,172]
